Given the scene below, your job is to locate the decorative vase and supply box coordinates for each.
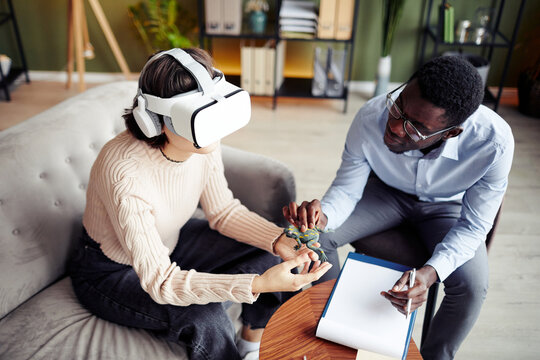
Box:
[373,55,392,97]
[249,10,267,34]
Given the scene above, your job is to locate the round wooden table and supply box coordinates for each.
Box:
[260,279,422,359]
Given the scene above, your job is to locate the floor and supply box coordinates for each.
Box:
[1,79,539,359]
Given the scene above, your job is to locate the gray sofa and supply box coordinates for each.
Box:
[0,81,296,359]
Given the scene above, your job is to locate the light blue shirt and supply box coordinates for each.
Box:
[321,94,514,281]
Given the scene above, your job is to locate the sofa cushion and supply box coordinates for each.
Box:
[0,81,137,318]
[0,277,188,359]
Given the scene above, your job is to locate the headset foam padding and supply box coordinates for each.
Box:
[133,95,162,138]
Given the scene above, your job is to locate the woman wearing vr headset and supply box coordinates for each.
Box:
[68,48,331,360]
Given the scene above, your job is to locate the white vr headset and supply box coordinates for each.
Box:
[133,48,251,148]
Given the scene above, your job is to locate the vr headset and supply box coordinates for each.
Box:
[133,48,251,148]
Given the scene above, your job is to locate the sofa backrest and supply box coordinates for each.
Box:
[0,81,137,318]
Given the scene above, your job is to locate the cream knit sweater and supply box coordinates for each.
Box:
[83,131,283,306]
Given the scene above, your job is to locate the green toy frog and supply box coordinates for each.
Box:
[283,224,328,263]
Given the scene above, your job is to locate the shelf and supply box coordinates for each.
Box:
[201,23,279,40]
[222,75,348,101]
[278,77,347,100]
[197,0,359,112]
[419,0,527,112]
[201,31,354,43]
[426,26,511,48]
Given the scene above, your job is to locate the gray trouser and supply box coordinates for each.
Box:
[317,177,489,360]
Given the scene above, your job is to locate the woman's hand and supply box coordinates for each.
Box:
[282,200,328,232]
[273,233,320,262]
[380,265,439,315]
[251,253,332,293]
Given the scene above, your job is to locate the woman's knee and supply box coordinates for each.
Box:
[169,303,235,342]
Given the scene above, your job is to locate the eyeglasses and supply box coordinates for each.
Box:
[386,83,456,142]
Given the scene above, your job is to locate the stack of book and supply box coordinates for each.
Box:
[241,41,286,96]
[279,0,318,39]
[317,0,356,40]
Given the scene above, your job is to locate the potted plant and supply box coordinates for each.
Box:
[245,0,269,34]
[128,0,197,54]
[373,0,407,97]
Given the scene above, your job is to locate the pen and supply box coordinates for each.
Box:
[406,268,416,319]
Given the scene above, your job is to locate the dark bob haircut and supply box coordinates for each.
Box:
[124,48,218,148]
[410,55,484,127]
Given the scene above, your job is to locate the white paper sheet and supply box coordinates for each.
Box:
[315,255,413,359]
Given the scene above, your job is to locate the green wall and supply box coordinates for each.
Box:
[1,0,538,86]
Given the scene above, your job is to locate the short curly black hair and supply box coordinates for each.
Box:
[410,56,484,127]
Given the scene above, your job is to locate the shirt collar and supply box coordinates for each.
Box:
[439,135,459,160]
[401,134,460,160]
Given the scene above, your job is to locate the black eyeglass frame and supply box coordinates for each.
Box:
[385,83,456,142]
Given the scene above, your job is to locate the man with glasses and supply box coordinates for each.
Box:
[283,56,514,360]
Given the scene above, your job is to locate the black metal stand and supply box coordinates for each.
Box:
[418,0,526,112]
[0,0,30,101]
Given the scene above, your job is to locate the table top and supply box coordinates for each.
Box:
[260,279,422,360]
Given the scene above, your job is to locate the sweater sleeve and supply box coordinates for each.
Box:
[102,158,261,306]
[199,146,284,253]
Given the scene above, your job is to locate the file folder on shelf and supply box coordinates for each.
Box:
[241,41,286,96]
[204,0,242,35]
[318,0,337,39]
[204,0,222,34]
[335,0,355,40]
[241,46,253,93]
[222,0,242,35]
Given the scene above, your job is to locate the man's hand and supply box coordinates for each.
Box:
[273,233,321,262]
[251,253,332,293]
[380,265,439,315]
[282,200,328,232]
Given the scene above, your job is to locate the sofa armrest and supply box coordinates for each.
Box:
[221,145,295,227]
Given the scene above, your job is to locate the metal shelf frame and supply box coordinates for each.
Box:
[418,0,527,112]
[197,0,360,113]
[0,0,30,101]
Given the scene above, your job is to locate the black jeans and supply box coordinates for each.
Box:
[69,218,284,360]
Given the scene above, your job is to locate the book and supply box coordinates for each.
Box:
[204,0,222,34]
[444,4,454,43]
[253,46,267,95]
[240,46,253,93]
[222,0,242,35]
[240,42,286,96]
[274,40,286,92]
[280,0,318,21]
[264,42,276,96]
[335,0,355,40]
[317,0,337,39]
[205,0,242,35]
[316,252,416,359]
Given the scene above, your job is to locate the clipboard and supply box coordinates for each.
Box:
[316,252,417,359]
